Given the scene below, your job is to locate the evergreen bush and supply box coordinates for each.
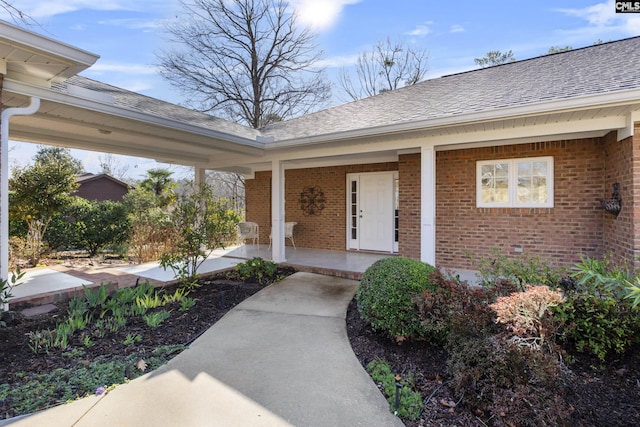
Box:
[356,257,436,340]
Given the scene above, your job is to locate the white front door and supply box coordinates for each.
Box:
[347,172,396,252]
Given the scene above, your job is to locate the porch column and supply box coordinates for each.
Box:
[1,96,41,308]
[271,159,286,262]
[194,167,206,187]
[420,144,436,265]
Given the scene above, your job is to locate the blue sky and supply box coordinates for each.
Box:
[5,0,640,179]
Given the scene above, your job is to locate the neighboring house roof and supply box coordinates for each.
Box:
[75,172,131,188]
[74,173,131,202]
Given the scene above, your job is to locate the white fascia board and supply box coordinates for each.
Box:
[209,113,625,171]
[0,21,98,70]
[265,89,640,149]
[3,79,265,154]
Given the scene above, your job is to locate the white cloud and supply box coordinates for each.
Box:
[556,1,640,36]
[87,62,158,75]
[97,18,164,31]
[289,0,361,31]
[406,21,433,36]
[450,24,465,33]
[316,53,360,68]
[7,0,171,19]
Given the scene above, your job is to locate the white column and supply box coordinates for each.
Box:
[1,97,40,307]
[421,145,436,265]
[271,159,286,262]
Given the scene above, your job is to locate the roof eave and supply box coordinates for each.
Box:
[4,78,265,154]
[265,89,640,149]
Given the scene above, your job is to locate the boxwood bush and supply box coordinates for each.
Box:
[356,257,436,340]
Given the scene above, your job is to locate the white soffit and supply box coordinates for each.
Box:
[0,20,98,85]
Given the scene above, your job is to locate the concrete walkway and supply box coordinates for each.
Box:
[7,272,404,427]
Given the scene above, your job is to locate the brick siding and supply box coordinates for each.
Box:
[436,139,605,270]
[245,163,397,249]
[245,129,640,271]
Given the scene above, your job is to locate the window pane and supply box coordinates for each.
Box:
[480,163,509,204]
[517,160,549,204]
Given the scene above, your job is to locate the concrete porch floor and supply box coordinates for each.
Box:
[9,246,394,309]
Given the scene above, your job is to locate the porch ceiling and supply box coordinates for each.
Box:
[2,83,265,167]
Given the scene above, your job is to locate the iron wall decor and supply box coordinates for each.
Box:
[601,182,622,216]
[299,185,326,216]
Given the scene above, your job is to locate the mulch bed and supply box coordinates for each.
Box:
[346,299,640,427]
[2,270,639,425]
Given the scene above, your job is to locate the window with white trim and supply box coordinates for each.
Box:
[476,156,554,208]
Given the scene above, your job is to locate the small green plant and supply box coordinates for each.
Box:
[26,329,56,354]
[473,248,565,290]
[162,287,188,304]
[366,359,423,420]
[123,333,142,346]
[179,296,196,312]
[83,335,95,348]
[65,313,91,332]
[357,257,437,341]
[83,284,110,308]
[53,322,74,350]
[232,257,279,285]
[1,268,25,320]
[143,310,171,328]
[136,293,165,309]
[103,314,127,333]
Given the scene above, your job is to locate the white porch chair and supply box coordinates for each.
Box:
[269,222,297,249]
[238,221,260,245]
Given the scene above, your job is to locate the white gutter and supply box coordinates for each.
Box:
[1,97,40,309]
[265,88,640,149]
[3,79,265,153]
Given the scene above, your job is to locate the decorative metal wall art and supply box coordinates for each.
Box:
[299,186,326,216]
[601,182,622,216]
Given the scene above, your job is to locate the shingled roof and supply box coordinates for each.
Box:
[260,36,640,142]
[52,36,640,146]
[52,76,262,142]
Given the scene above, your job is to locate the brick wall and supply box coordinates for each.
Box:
[246,135,633,271]
[398,154,421,259]
[603,130,634,267]
[436,139,605,270]
[244,163,397,249]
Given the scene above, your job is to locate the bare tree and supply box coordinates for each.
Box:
[98,153,130,181]
[0,1,36,25]
[338,37,429,101]
[474,50,516,68]
[206,171,245,213]
[157,0,331,129]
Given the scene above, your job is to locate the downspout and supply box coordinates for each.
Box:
[1,92,41,308]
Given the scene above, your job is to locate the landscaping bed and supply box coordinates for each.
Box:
[2,259,639,426]
[0,268,289,420]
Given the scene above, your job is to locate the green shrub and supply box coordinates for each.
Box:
[553,293,640,362]
[356,257,436,340]
[230,257,280,285]
[474,248,566,290]
[366,359,423,420]
[550,256,640,362]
